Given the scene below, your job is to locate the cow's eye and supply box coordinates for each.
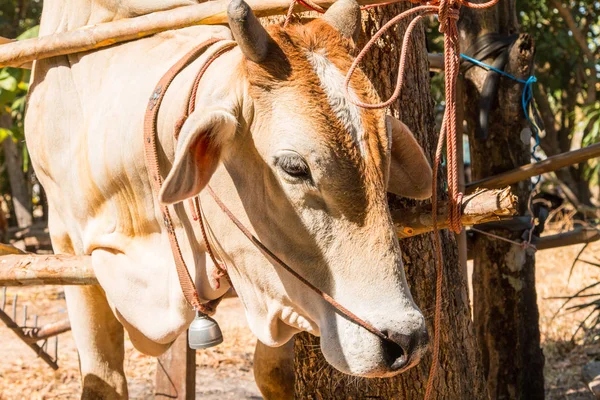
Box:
[275,152,311,181]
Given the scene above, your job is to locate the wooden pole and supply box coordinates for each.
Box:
[0,243,26,255]
[0,254,97,286]
[155,332,196,400]
[0,188,516,285]
[428,53,444,71]
[466,143,600,192]
[392,187,518,238]
[0,307,59,370]
[466,227,600,259]
[533,227,600,251]
[0,0,401,68]
[23,318,71,342]
[456,75,468,278]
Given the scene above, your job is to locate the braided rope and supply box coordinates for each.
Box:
[283,0,499,396]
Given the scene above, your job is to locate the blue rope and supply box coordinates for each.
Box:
[460,53,541,171]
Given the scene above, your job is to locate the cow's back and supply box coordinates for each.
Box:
[27,25,233,252]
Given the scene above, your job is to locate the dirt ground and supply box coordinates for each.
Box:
[0,240,599,399]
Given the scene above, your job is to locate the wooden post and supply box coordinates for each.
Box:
[460,8,545,396]
[155,332,196,400]
[456,76,468,279]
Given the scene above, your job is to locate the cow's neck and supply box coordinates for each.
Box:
[39,0,198,34]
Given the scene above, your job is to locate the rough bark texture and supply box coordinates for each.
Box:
[460,4,545,400]
[294,4,487,399]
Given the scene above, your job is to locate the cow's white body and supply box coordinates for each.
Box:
[26,0,433,397]
[28,23,237,346]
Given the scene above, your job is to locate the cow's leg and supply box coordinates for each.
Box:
[253,340,294,400]
[65,285,128,399]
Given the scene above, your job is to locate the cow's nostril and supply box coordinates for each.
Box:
[381,333,409,371]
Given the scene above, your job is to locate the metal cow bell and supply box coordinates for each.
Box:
[188,311,223,349]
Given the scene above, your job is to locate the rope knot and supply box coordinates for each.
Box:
[438,0,461,32]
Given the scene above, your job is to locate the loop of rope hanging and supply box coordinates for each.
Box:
[283,1,499,398]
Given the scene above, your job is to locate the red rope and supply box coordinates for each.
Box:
[286,0,498,397]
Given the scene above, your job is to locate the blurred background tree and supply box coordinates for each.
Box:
[427,1,599,207]
[0,0,42,231]
[521,0,599,206]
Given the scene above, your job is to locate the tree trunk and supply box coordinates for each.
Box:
[460,3,545,399]
[1,114,32,228]
[294,4,487,399]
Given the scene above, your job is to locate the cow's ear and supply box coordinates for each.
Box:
[159,109,237,204]
[386,115,433,199]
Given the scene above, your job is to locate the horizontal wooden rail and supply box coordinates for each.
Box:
[0,0,401,68]
[467,143,600,192]
[0,187,517,285]
[393,187,518,238]
[0,254,96,286]
[467,227,600,259]
[533,227,600,251]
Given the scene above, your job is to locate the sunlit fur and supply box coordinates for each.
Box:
[26,5,431,398]
[242,21,391,222]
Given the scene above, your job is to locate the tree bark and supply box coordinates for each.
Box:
[460,3,545,399]
[294,4,487,399]
[1,114,32,228]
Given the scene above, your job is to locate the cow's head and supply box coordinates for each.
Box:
[160,0,431,378]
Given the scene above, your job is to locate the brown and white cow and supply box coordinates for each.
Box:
[25,0,432,397]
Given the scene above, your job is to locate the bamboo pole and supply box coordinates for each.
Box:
[0,0,401,68]
[0,254,96,286]
[466,143,600,192]
[392,187,518,238]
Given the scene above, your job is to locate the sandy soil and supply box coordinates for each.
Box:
[0,292,261,399]
[535,240,600,400]
[0,240,599,399]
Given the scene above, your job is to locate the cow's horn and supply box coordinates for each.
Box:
[227,0,270,63]
[323,0,362,42]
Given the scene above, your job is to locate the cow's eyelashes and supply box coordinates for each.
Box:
[274,152,312,182]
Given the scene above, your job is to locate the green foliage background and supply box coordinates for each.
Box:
[0,1,41,212]
[427,1,599,201]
